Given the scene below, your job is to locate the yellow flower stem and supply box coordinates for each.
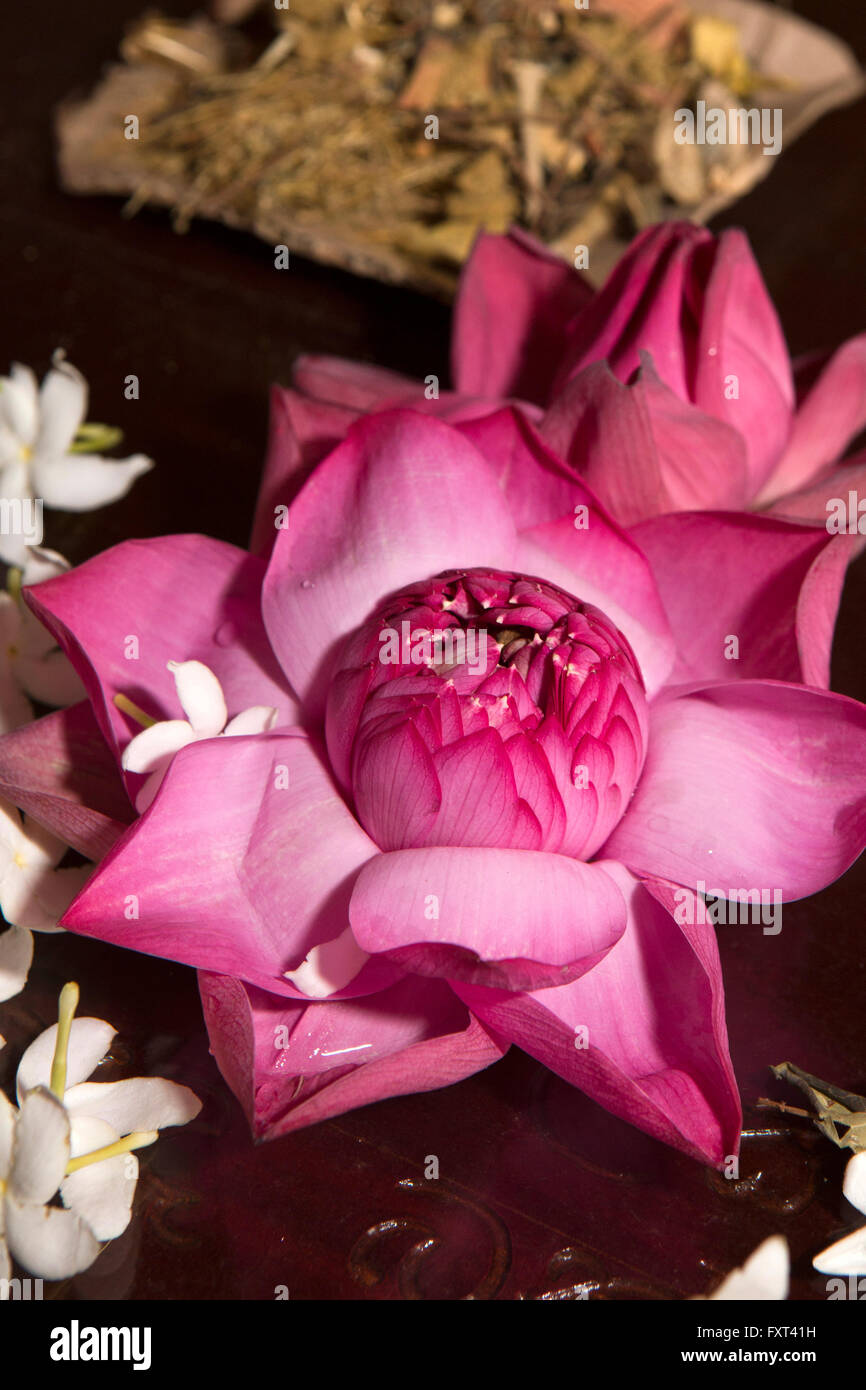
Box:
[114,693,157,728]
[6,567,22,605]
[65,1130,158,1174]
[49,982,80,1100]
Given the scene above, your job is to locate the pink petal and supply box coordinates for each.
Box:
[61,731,398,1000]
[541,357,749,523]
[758,335,866,505]
[454,408,676,695]
[430,730,542,849]
[262,410,517,718]
[352,720,441,849]
[291,355,532,426]
[249,385,360,559]
[348,846,626,991]
[553,221,709,401]
[604,681,866,900]
[291,354,421,411]
[453,864,740,1168]
[515,523,674,700]
[25,536,298,771]
[796,533,863,689]
[631,511,854,688]
[459,405,594,531]
[0,702,132,860]
[198,971,507,1141]
[762,449,866,531]
[692,229,794,496]
[452,228,593,404]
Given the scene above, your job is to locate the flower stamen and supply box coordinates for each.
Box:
[114,693,157,728]
[50,981,80,1099]
[65,1130,158,1175]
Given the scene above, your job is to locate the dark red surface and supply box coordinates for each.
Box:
[1,0,865,1299]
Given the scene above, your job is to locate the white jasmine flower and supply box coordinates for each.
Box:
[0,797,90,999]
[0,353,152,566]
[813,1153,866,1275]
[0,547,85,732]
[121,659,278,811]
[697,1235,789,1300]
[0,796,90,934]
[0,1085,101,1290]
[0,982,201,1289]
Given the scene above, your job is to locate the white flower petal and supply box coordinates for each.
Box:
[0,858,86,933]
[0,463,32,567]
[61,1115,137,1242]
[17,1017,116,1103]
[5,1192,100,1281]
[27,864,90,933]
[224,705,279,737]
[31,451,153,511]
[0,1089,16,1177]
[812,1227,866,1277]
[121,719,193,774]
[0,1236,10,1294]
[67,1113,117,1161]
[707,1236,789,1301]
[167,659,226,737]
[0,537,28,568]
[0,924,34,1001]
[10,1087,69,1204]
[17,813,69,870]
[18,545,70,587]
[0,798,26,863]
[35,359,87,458]
[843,1152,866,1218]
[1,365,39,446]
[283,926,369,999]
[65,1078,202,1134]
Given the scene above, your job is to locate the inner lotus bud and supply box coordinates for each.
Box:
[326,569,648,859]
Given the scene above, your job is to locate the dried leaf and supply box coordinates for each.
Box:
[446,148,519,228]
[772,1062,866,1155]
[653,106,706,205]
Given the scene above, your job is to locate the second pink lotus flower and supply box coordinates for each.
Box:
[273,220,866,530]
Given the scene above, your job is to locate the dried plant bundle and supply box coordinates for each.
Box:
[56,0,864,292]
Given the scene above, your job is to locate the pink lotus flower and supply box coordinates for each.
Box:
[1,407,865,1170]
[268,222,866,530]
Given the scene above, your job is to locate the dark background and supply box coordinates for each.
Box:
[0,0,864,1299]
